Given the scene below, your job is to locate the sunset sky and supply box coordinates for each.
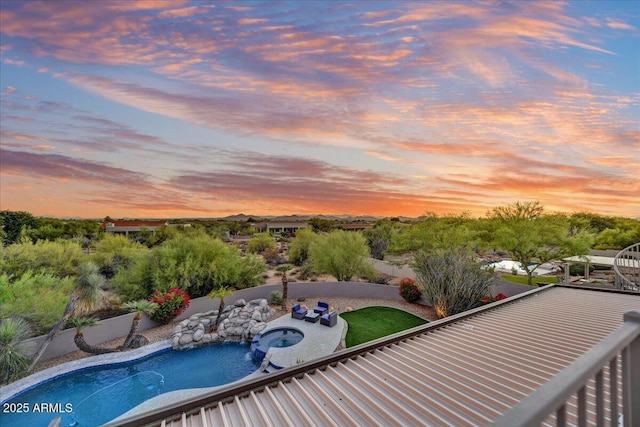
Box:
[1,1,638,219]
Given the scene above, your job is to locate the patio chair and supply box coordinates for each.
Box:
[320,311,337,327]
[313,301,329,315]
[291,304,307,320]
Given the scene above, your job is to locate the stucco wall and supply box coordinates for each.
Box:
[24,282,405,362]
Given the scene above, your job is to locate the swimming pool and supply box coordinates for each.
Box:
[1,342,258,426]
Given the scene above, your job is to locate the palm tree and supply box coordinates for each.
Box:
[68,317,116,355]
[275,264,293,311]
[28,262,108,371]
[120,300,157,350]
[0,317,34,384]
[208,286,235,332]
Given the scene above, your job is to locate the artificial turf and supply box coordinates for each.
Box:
[340,306,428,347]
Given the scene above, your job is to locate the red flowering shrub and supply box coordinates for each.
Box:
[398,278,422,303]
[481,293,508,304]
[148,288,191,324]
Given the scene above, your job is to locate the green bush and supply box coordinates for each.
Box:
[269,291,284,305]
[113,232,266,300]
[288,228,318,266]
[92,234,146,278]
[1,239,83,278]
[0,272,75,335]
[308,230,374,281]
[247,232,277,254]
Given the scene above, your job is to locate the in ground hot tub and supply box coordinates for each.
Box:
[251,327,304,362]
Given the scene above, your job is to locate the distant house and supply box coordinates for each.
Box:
[100,220,187,236]
[339,222,372,231]
[251,222,309,234]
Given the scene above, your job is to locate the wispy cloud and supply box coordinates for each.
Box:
[0,1,637,218]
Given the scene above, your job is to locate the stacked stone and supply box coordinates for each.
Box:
[171,298,275,350]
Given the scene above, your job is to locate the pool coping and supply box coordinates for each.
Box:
[0,340,172,404]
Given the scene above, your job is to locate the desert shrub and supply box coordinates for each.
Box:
[262,248,283,265]
[296,262,315,280]
[269,291,284,305]
[398,277,421,303]
[0,272,74,335]
[288,228,318,266]
[113,232,266,300]
[0,317,34,384]
[412,249,497,319]
[247,233,276,254]
[308,230,374,281]
[92,234,146,278]
[148,288,191,324]
[372,275,390,285]
[1,239,83,278]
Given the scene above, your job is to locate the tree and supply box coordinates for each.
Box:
[288,228,318,266]
[0,317,34,384]
[412,249,497,319]
[309,230,374,281]
[120,300,157,350]
[363,220,398,260]
[0,210,37,245]
[28,262,109,371]
[208,286,235,331]
[276,264,293,310]
[488,201,594,286]
[309,217,335,232]
[68,317,116,355]
[247,232,277,254]
[387,214,481,256]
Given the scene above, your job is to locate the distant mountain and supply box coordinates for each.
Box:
[217,213,417,222]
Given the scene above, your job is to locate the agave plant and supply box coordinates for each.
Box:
[0,317,34,384]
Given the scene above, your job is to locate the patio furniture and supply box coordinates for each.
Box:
[291,304,307,320]
[320,311,337,327]
[313,301,329,315]
[304,312,320,323]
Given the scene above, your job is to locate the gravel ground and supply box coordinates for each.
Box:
[33,297,437,373]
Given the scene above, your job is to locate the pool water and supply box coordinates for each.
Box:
[259,328,304,348]
[251,327,304,362]
[1,343,257,427]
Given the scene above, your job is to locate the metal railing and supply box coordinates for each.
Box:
[492,311,640,427]
[614,242,640,292]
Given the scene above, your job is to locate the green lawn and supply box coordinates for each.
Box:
[502,274,560,286]
[340,306,428,347]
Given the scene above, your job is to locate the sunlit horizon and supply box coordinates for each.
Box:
[1,1,638,219]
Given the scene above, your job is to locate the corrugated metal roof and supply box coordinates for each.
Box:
[115,286,640,427]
